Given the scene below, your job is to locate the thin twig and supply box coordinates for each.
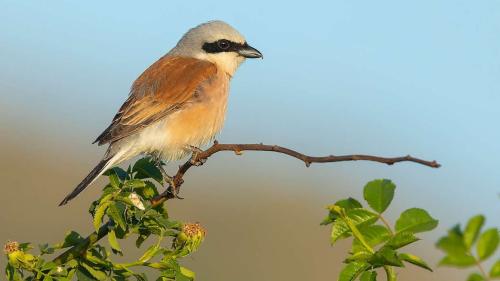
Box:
[151,141,440,205]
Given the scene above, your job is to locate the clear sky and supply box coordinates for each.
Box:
[1,1,499,279]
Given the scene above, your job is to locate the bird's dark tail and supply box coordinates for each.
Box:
[59,157,113,206]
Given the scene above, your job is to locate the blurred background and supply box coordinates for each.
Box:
[1,1,499,280]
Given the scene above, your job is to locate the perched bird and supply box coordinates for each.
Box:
[59,20,262,206]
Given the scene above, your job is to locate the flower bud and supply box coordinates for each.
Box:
[173,223,206,256]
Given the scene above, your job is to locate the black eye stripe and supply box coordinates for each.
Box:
[202,39,247,54]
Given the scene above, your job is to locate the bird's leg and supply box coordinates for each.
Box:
[151,152,183,199]
[185,145,206,166]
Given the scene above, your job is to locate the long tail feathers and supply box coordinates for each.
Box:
[59,157,115,206]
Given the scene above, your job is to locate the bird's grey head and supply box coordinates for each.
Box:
[169,21,262,76]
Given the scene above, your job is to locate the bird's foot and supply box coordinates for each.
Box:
[155,160,183,199]
[186,145,206,166]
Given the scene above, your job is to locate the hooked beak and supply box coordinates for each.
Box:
[238,43,263,59]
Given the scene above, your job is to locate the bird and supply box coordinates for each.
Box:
[59,20,262,206]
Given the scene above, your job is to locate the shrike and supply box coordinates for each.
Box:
[59,20,262,205]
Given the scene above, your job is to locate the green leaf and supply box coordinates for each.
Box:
[386,231,419,249]
[352,225,391,253]
[322,198,363,226]
[359,271,377,281]
[93,201,111,232]
[395,208,438,234]
[345,251,373,263]
[399,253,432,271]
[330,209,378,243]
[76,268,98,281]
[439,254,476,268]
[338,262,369,281]
[104,166,128,181]
[477,228,499,260]
[436,226,468,256]
[363,179,395,213]
[331,219,351,243]
[108,230,122,255]
[80,263,107,281]
[133,157,163,183]
[107,203,127,231]
[467,273,485,281]
[464,215,485,250]
[139,244,161,263]
[371,247,404,267]
[39,243,55,255]
[490,259,500,278]
[56,231,85,248]
[335,198,363,210]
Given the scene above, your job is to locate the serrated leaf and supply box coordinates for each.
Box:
[371,247,404,267]
[399,253,432,271]
[477,228,499,260]
[108,230,122,255]
[93,201,111,232]
[107,203,127,231]
[338,262,369,281]
[439,254,476,268]
[330,209,378,243]
[467,273,485,281]
[336,198,363,210]
[57,231,85,248]
[359,271,377,281]
[395,208,438,234]
[133,158,163,183]
[80,263,107,280]
[124,179,146,189]
[386,231,419,249]
[104,167,128,181]
[352,225,391,253]
[490,259,500,278]
[363,179,395,213]
[464,215,485,250]
[345,250,373,263]
[331,219,351,243]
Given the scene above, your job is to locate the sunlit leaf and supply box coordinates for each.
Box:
[352,225,391,253]
[363,179,395,213]
[467,273,485,281]
[108,230,122,255]
[399,253,432,271]
[477,228,499,260]
[439,254,476,268]
[386,231,419,249]
[338,262,369,281]
[463,215,485,250]
[359,270,377,281]
[490,259,500,278]
[395,208,438,234]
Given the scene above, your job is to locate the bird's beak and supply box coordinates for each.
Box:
[238,44,263,59]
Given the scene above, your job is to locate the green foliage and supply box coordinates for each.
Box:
[437,214,500,281]
[322,179,438,281]
[4,158,204,280]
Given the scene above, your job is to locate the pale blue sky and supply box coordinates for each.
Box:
[1,0,499,233]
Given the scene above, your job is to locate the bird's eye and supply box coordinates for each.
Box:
[217,40,231,50]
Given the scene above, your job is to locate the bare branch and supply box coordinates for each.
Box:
[151,141,440,205]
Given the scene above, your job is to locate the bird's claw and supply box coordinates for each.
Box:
[186,145,206,166]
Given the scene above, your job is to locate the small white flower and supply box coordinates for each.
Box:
[128,193,145,210]
[56,266,64,273]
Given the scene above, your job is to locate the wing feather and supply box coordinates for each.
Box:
[94,56,218,145]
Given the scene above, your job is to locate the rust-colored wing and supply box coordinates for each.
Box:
[94,56,218,145]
